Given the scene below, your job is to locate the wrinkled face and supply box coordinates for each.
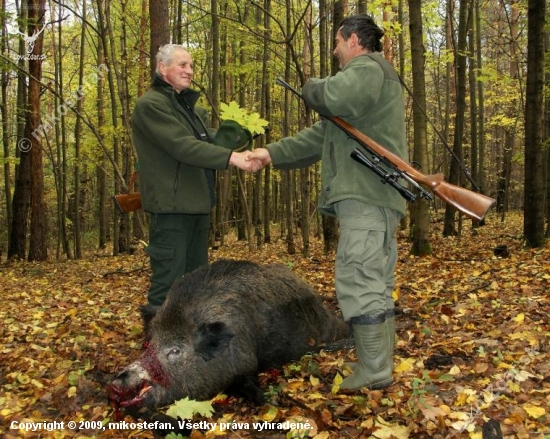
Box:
[158,48,194,93]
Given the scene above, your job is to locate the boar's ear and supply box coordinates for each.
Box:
[193,322,234,361]
[140,304,161,340]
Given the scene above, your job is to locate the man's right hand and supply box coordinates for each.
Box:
[246,148,272,167]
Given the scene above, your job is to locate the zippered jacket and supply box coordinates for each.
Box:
[132,75,232,214]
[266,53,408,217]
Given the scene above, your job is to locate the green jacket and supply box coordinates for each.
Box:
[132,75,231,214]
[267,53,408,217]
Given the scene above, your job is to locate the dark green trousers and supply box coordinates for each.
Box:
[145,213,210,306]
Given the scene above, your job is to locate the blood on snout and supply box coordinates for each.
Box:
[140,344,170,387]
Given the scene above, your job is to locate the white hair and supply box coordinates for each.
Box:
[155,44,189,73]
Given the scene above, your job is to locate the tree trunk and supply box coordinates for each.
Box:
[73,0,87,259]
[8,8,29,260]
[474,0,486,194]
[27,0,48,261]
[1,0,12,251]
[149,0,170,78]
[320,0,346,254]
[53,1,71,259]
[443,0,471,236]
[261,0,272,244]
[408,0,432,256]
[523,0,546,248]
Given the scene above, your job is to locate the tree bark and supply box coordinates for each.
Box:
[149,0,170,78]
[27,0,48,261]
[443,0,471,236]
[408,0,432,256]
[523,0,546,248]
[8,3,30,260]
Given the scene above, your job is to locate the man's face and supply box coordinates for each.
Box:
[333,29,354,69]
[158,49,194,92]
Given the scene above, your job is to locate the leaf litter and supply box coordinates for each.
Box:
[0,212,548,438]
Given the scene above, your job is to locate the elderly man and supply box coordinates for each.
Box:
[133,44,260,307]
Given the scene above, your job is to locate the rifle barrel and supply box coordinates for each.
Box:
[275,78,496,221]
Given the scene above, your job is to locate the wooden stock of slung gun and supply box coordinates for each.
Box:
[276,78,496,221]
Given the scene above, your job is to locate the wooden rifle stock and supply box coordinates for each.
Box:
[332,117,496,221]
[114,193,142,214]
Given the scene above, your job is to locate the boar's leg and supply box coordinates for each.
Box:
[226,374,265,405]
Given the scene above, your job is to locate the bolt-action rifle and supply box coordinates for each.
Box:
[276,78,496,221]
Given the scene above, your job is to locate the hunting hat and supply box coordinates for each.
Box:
[213,120,253,151]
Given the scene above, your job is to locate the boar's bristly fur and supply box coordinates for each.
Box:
[109,259,349,409]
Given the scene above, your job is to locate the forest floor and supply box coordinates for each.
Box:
[0,211,549,439]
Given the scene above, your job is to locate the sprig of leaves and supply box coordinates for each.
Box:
[220,101,269,136]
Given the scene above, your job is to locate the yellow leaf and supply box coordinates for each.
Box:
[372,417,410,438]
[260,405,279,422]
[523,404,545,419]
[309,375,320,386]
[513,313,525,323]
[395,358,415,373]
[449,365,461,375]
[1,408,14,416]
[331,372,343,394]
[67,386,77,398]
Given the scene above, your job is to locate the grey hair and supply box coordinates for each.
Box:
[155,44,189,72]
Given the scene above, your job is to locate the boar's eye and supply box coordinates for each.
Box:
[166,347,181,362]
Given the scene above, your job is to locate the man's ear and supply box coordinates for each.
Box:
[349,32,360,49]
[158,62,167,76]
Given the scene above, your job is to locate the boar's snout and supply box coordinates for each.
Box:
[108,362,153,410]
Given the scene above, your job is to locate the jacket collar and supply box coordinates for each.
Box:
[151,73,201,107]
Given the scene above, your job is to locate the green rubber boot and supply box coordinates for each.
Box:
[346,308,395,372]
[340,313,393,391]
[386,309,395,371]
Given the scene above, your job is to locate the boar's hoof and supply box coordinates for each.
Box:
[226,374,266,405]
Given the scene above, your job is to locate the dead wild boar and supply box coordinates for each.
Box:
[108,259,348,410]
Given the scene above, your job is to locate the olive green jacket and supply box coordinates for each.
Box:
[267,53,408,217]
[132,75,231,214]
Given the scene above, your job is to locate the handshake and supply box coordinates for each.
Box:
[229,148,271,173]
[114,149,272,214]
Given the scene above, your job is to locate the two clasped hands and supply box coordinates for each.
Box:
[229,149,272,173]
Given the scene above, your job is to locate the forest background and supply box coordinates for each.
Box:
[0,0,548,262]
[0,1,549,438]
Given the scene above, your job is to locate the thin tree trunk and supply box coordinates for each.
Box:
[1,0,12,250]
[523,0,546,248]
[262,0,272,244]
[475,0,486,194]
[408,0,432,256]
[443,0,471,236]
[73,0,87,259]
[96,42,108,249]
[8,3,29,260]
